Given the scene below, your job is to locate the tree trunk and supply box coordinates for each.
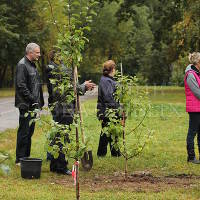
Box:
[74,66,80,200]
[108,52,113,60]
[41,50,46,84]
[0,65,8,88]
[11,65,14,87]
[122,110,128,181]
[75,118,80,199]
[108,47,113,60]
[125,158,128,180]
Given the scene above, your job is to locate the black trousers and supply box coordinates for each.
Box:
[187,112,200,160]
[50,114,73,173]
[97,120,121,157]
[16,109,36,163]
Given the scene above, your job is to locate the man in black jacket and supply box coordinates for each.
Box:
[15,43,44,165]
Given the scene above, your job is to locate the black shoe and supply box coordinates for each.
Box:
[64,169,72,175]
[15,159,21,166]
[57,169,72,175]
[15,162,21,167]
[51,168,72,175]
[187,158,200,164]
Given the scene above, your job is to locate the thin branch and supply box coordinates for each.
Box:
[127,108,149,135]
[68,0,71,30]
[0,157,8,164]
[120,151,127,158]
[136,127,143,146]
[127,130,152,160]
[47,0,63,36]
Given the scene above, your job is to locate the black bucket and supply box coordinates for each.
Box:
[20,158,42,179]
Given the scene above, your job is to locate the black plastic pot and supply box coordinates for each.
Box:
[20,158,42,179]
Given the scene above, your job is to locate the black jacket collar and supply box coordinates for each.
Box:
[103,74,115,80]
[24,56,36,67]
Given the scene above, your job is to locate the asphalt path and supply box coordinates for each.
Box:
[0,88,97,133]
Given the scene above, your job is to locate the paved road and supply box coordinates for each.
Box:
[0,88,97,133]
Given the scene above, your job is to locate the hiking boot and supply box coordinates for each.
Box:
[187,158,200,164]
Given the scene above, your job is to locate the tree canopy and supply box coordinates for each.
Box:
[0,0,199,87]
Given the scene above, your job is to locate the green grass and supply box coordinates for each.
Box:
[2,86,200,199]
[0,88,15,98]
[0,86,47,98]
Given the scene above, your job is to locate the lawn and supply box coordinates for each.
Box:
[0,86,47,98]
[0,88,15,98]
[1,86,200,200]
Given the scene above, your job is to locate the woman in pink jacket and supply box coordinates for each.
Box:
[184,52,200,164]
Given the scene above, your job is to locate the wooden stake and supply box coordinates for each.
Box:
[73,66,80,200]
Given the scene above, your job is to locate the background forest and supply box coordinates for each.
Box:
[0,0,200,87]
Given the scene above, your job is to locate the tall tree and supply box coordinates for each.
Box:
[0,1,19,87]
[6,0,38,86]
[79,1,131,83]
[106,0,186,84]
[170,0,200,86]
[0,0,53,87]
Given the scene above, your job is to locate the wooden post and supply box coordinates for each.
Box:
[73,66,80,200]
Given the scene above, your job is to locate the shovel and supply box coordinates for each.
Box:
[74,67,93,171]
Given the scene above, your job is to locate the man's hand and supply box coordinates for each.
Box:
[84,80,96,91]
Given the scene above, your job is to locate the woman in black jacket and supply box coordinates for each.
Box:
[97,60,121,157]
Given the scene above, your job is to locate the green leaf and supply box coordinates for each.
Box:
[90,10,97,16]
[24,112,29,118]
[29,119,34,126]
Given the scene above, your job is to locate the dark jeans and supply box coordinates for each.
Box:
[187,112,200,160]
[97,120,121,157]
[16,109,36,163]
[50,114,73,173]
